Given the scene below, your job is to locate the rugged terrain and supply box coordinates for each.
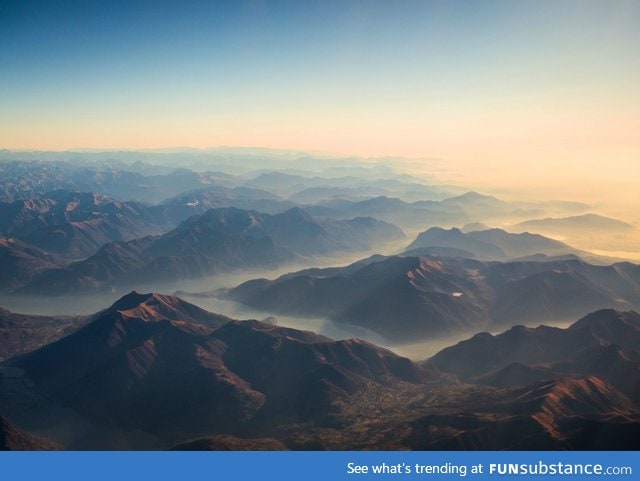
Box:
[227,255,640,341]
[1,293,638,450]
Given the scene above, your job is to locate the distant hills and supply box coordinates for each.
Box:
[405,226,609,263]
[0,191,175,259]
[304,196,470,230]
[1,154,638,450]
[0,160,235,204]
[513,213,634,233]
[19,207,403,294]
[509,214,639,254]
[0,236,62,291]
[248,171,454,202]
[164,186,295,216]
[227,255,640,341]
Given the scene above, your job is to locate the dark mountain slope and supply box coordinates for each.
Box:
[5,299,640,450]
[227,256,489,341]
[0,416,61,450]
[0,236,61,291]
[398,376,640,450]
[228,255,640,341]
[428,309,640,397]
[0,307,87,362]
[13,292,425,444]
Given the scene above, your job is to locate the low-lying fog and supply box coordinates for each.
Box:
[0,240,581,361]
[0,287,500,361]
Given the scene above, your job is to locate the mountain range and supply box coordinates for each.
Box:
[0,236,62,291]
[0,191,175,259]
[226,255,640,341]
[19,207,403,294]
[304,196,470,230]
[7,292,425,447]
[429,309,640,396]
[0,160,236,204]
[247,171,454,202]
[509,214,639,253]
[405,226,609,263]
[1,293,639,449]
[513,213,634,233]
[1,155,637,451]
[163,186,295,216]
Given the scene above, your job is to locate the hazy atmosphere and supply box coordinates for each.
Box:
[2,0,639,214]
[1,0,640,452]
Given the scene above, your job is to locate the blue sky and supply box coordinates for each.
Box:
[1,0,638,190]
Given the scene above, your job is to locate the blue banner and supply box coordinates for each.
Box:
[1,451,638,481]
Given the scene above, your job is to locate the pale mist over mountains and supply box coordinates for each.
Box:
[1,149,640,450]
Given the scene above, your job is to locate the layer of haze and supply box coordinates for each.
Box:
[0,245,462,360]
[1,2,638,229]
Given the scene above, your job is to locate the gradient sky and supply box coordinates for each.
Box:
[1,0,639,204]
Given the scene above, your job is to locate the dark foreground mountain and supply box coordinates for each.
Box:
[407,309,640,450]
[227,255,640,341]
[0,293,640,450]
[10,292,426,448]
[3,295,639,450]
[171,435,287,451]
[21,207,403,294]
[429,309,640,397]
[396,376,640,450]
[0,416,60,450]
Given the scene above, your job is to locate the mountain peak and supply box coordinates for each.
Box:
[101,291,232,327]
[446,191,502,203]
[280,206,314,222]
[570,309,640,330]
[108,290,157,312]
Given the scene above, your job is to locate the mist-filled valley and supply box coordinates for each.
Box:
[1,150,640,451]
[3,0,640,461]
